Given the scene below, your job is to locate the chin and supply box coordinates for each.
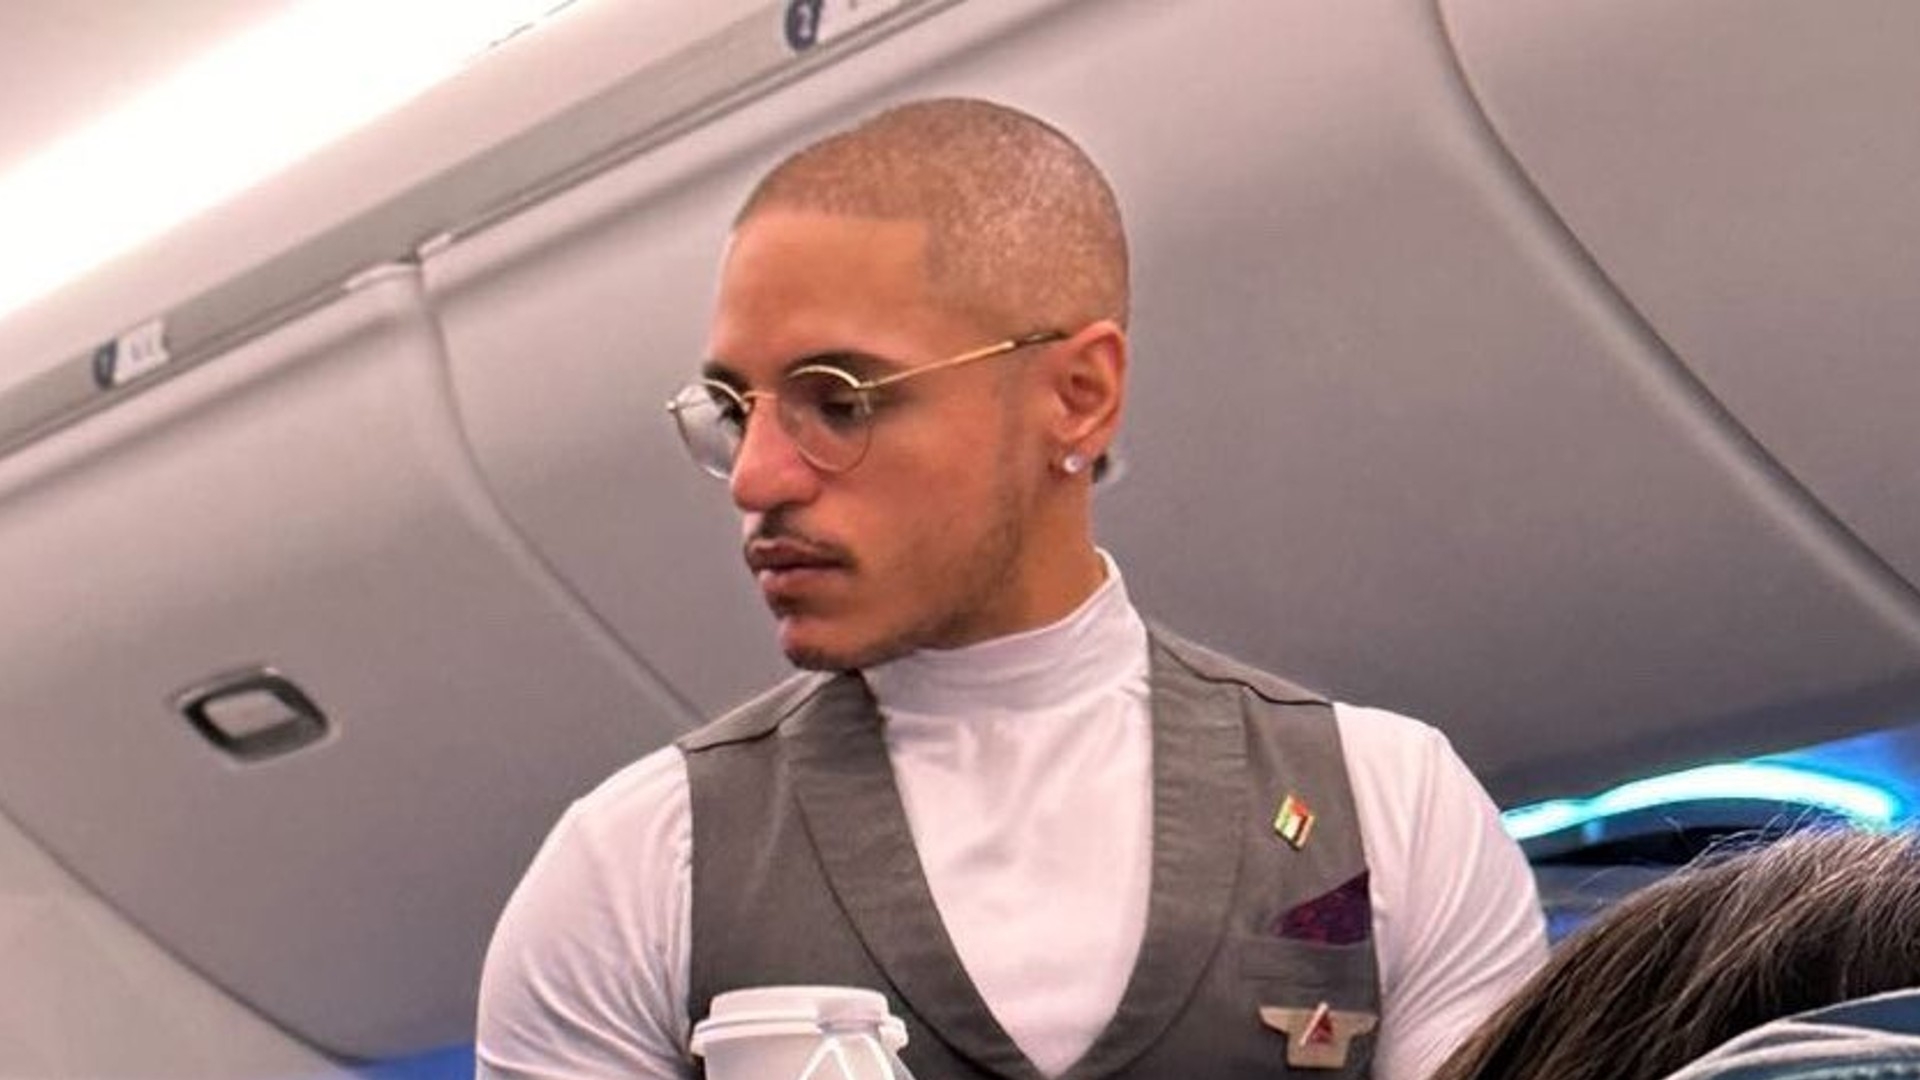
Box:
[777,618,915,673]
[781,645,855,672]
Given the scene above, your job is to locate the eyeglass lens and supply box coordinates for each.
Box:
[669,370,876,478]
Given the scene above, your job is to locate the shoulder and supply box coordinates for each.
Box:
[1330,700,1502,857]
[676,669,839,753]
[1141,616,1464,784]
[1331,702,1455,778]
[488,742,696,937]
[1145,622,1327,706]
[567,740,694,838]
[500,742,694,916]
[1664,990,1920,1080]
[1329,702,1507,866]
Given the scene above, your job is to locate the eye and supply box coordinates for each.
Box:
[789,369,874,433]
[702,381,749,433]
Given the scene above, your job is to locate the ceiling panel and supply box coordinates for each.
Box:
[1443,0,1920,609]
[0,3,287,174]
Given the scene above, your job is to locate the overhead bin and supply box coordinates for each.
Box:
[429,0,1920,802]
[0,267,687,1058]
[1442,0,1920,604]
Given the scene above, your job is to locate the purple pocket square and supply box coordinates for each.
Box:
[1271,872,1371,946]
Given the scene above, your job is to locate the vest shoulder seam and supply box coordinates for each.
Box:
[676,670,840,752]
[1149,622,1328,707]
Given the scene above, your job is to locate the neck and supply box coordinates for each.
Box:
[1013,536,1107,634]
[864,548,1145,710]
[988,478,1105,638]
[936,476,1102,648]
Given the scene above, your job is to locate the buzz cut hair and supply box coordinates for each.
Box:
[734,97,1130,335]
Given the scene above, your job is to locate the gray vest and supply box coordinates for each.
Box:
[679,625,1381,1080]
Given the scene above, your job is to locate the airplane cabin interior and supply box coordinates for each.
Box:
[2,0,1918,1075]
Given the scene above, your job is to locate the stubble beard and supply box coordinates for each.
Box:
[782,472,1028,673]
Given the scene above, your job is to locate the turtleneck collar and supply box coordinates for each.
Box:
[862,551,1149,718]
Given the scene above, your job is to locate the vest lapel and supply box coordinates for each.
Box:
[786,672,1047,1080]
[1061,631,1249,1080]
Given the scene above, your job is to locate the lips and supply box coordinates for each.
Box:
[744,538,845,573]
[744,538,850,598]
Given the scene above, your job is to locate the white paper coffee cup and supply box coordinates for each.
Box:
[692,986,908,1080]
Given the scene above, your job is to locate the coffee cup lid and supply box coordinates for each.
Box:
[691,986,908,1054]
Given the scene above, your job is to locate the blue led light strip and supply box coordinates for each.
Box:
[1501,762,1902,842]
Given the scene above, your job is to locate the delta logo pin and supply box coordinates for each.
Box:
[1260,1002,1378,1069]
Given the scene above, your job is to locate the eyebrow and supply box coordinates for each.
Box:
[699,359,742,386]
[701,350,903,386]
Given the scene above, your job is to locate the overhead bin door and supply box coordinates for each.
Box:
[1442,0,1920,606]
[422,165,793,715]
[0,266,691,1058]
[430,0,1920,803]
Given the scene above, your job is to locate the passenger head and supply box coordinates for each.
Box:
[1430,827,1920,1080]
[692,98,1130,670]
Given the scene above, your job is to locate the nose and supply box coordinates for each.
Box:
[729,402,821,513]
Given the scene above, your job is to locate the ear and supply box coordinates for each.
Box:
[1042,319,1127,469]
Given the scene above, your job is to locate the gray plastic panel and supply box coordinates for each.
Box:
[1441,0,1920,610]
[423,164,792,711]
[0,268,689,1057]
[432,0,1920,803]
[0,804,354,1077]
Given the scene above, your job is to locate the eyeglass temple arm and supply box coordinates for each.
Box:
[857,330,1070,391]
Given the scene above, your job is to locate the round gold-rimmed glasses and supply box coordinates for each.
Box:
[666,330,1066,479]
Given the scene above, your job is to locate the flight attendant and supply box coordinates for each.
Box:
[478,97,1545,1080]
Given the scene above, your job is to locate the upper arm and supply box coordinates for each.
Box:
[1336,705,1548,1080]
[475,750,696,1080]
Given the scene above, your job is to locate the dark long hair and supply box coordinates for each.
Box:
[1429,827,1920,1080]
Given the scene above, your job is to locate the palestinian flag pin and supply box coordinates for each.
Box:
[1272,793,1315,850]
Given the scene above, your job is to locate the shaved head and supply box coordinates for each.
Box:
[735,98,1129,335]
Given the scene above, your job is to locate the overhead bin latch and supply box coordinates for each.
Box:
[176,668,329,762]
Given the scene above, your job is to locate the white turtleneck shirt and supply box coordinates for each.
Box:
[477,563,1547,1080]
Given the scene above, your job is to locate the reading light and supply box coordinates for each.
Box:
[1502,761,1902,842]
[0,0,579,324]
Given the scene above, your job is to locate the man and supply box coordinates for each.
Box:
[477,98,1545,1080]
